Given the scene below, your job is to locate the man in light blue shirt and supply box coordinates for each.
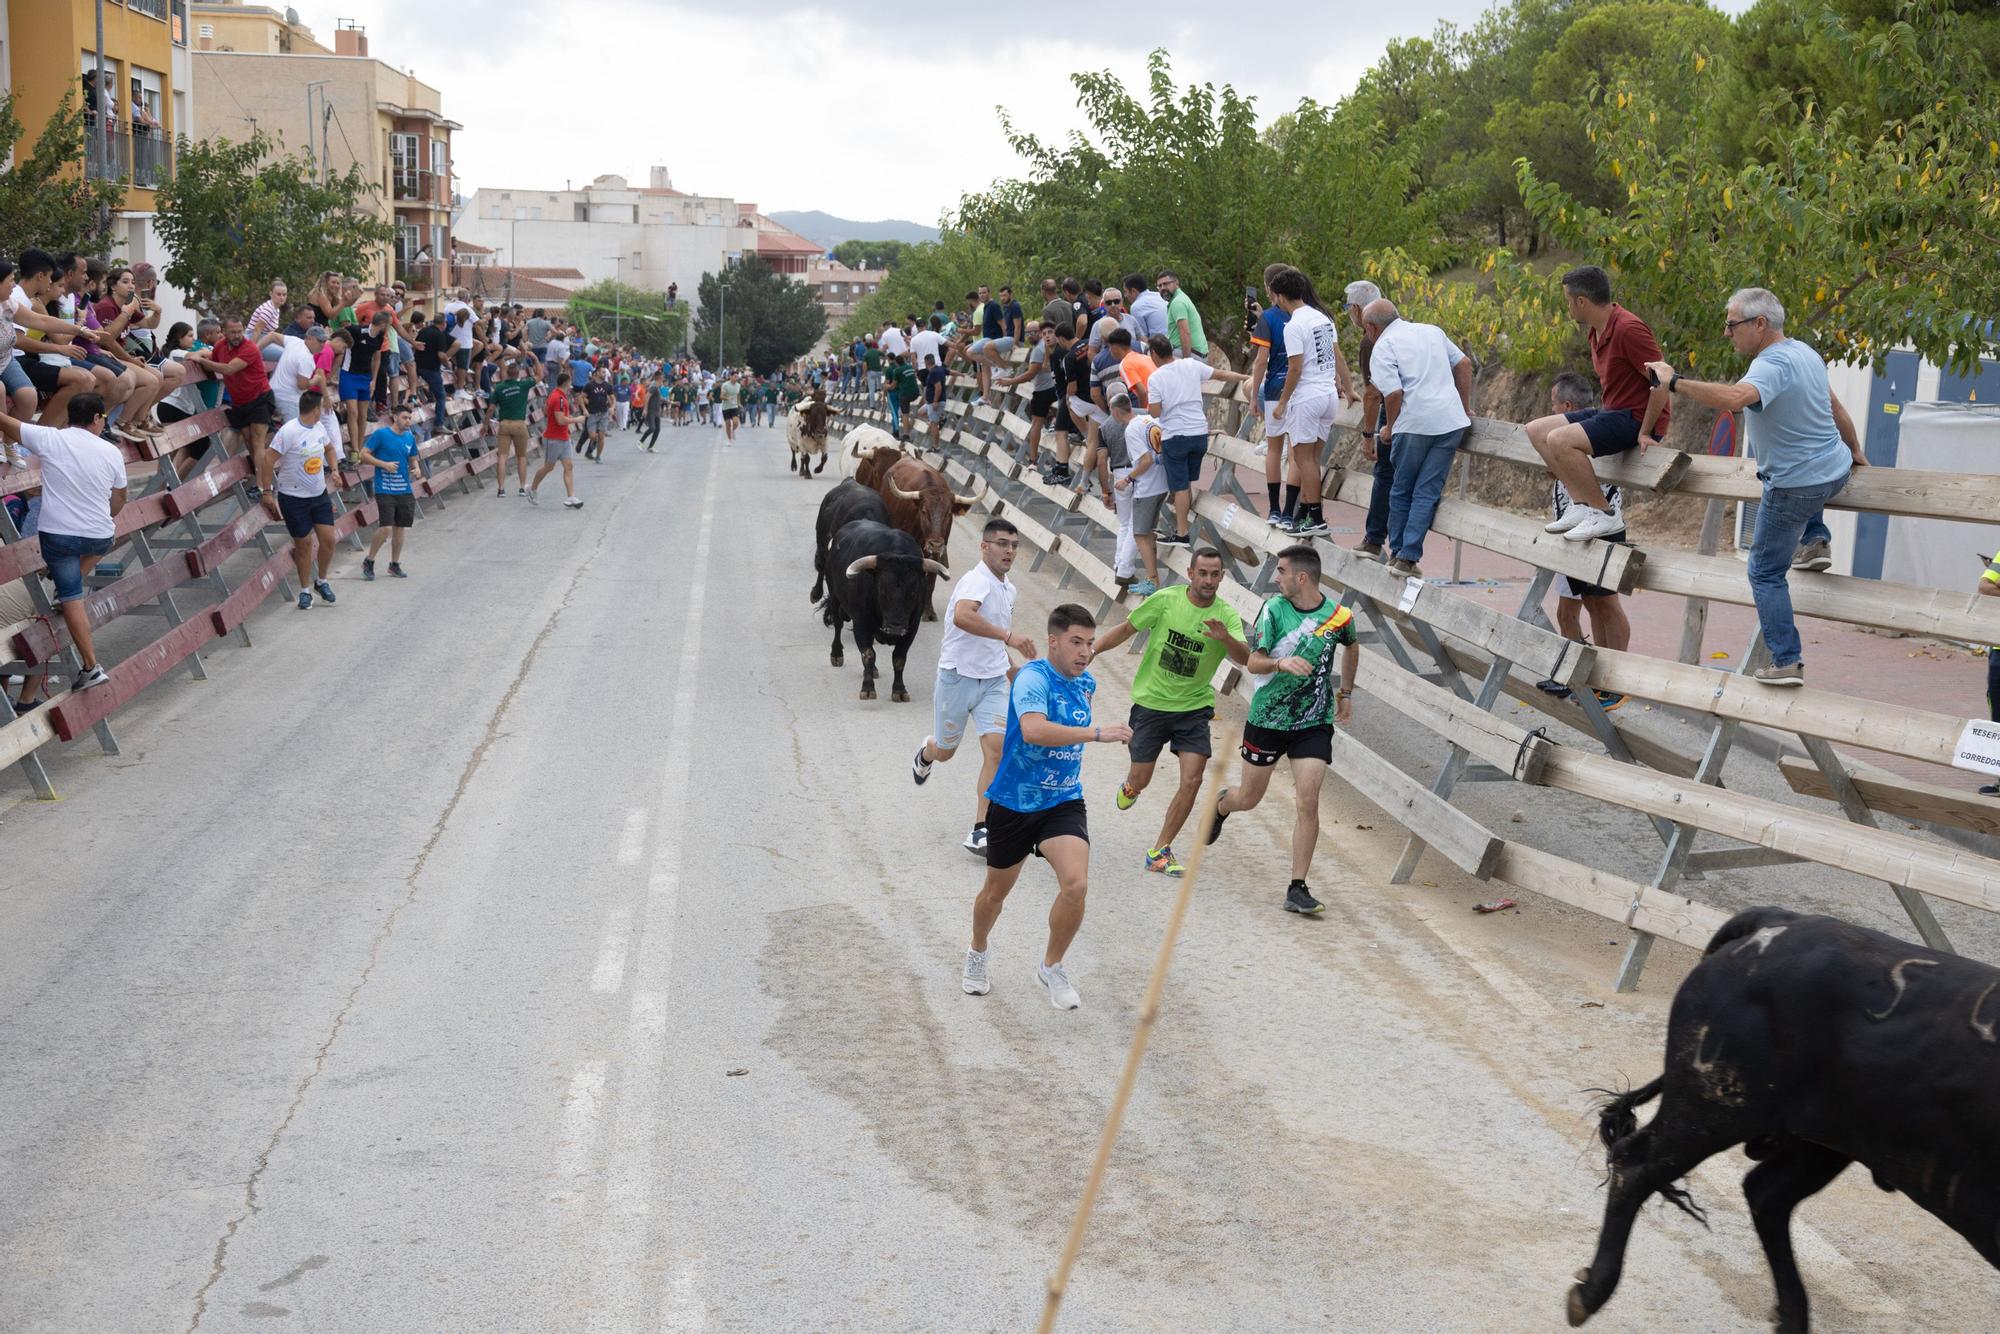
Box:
[1646,286,1867,686]
[961,603,1133,1011]
[1123,272,1170,343]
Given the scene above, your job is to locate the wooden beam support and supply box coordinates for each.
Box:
[1328,729,1504,878]
[1779,754,2000,839]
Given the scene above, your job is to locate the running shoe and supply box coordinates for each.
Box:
[1158,531,1191,547]
[388,563,408,579]
[524,488,540,507]
[1544,508,1588,534]
[1534,678,1574,699]
[1037,962,1081,1010]
[1792,541,1833,572]
[73,663,110,690]
[314,579,336,605]
[1205,789,1231,845]
[564,497,584,509]
[1115,783,1139,811]
[1285,881,1325,915]
[1266,510,1286,527]
[361,559,376,581]
[963,824,988,855]
[296,590,313,610]
[1271,514,1298,534]
[1128,579,1158,598]
[912,741,934,785]
[1592,689,1627,711]
[1292,515,1330,537]
[962,949,991,996]
[1145,845,1186,877]
[1563,509,1627,543]
[1751,662,1805,687]
[496,487,508,498]
[1980,782,1999,797]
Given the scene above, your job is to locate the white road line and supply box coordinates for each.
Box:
[590,908,633,995]
[586,452,718,1333]
[617,807,649,866]
[556,1060,608,1185]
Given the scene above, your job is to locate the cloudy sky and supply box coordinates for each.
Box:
[296,1,1754,227]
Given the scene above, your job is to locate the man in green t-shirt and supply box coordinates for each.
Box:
[1087,548,1248,876]
[1206,543,1359,916]
[1158,270,1208,359]
[489,355,536,496]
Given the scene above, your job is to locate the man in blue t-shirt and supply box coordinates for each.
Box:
[1645,286,1867,687]
[358,403,425,580]
[962,603,1131,1011]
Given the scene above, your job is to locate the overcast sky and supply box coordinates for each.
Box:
[297,1,1754,227]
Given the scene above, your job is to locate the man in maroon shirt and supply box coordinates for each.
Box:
[1526,265,1671,543]
[193,315,282,471]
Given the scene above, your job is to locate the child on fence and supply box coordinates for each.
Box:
[359,403,423,581]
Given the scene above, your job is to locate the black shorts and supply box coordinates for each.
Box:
[1564,407,1643,457]
[455,348,473,371]
[1028,387,1059,421]
[722,407,740,420]
[225,390,279,432]
[985,798,1089,870]
[375,492,416,527]
[1560,574,1619,600]
[1128,703,1213,764]
[21,358,70,395]
[276,490,335,538]
[1240,721,1334,768]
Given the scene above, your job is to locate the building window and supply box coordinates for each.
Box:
[431,139,447,181]
[390,132,422,200]
[128,0,169,19]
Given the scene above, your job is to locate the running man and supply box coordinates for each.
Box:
[913,518,1040,854]
[1206,543,1359,916]
[259,388,343,608]
[358,403,424,580]
[529,371,584,509]
[489,355,535,495]
[1088,548,1248,877]
[962,603,1131,1010]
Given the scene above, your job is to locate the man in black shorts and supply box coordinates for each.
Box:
[962,604,1132,1011]
[1537,372,1630,709]
[1206,544,1359,916]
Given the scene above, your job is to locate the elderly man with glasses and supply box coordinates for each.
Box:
[1644,287,1868,687]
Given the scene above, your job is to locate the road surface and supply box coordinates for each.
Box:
[2,419,1990,1332]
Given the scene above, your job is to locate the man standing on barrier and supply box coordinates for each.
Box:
[1207,544,1358,916]
[962,604,1131,1011]
[913,517,1040,855]
[1088,548,1248,878]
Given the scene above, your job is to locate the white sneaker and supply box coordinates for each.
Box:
[563,496,585,509]
[1038,962,1081,1010]
[963,825,987,854]
[1563,507,1627,542]
[962,949,991,995]
[1544,507,1588,534]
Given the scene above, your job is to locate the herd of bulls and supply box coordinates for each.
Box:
[786,412,2000,1329]
[806,424,971,702]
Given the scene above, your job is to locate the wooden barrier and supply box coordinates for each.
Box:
[825,339,2000,991]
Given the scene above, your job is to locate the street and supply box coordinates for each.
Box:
[2,419,1990,1333]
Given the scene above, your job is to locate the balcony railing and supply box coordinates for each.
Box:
[391,170,436,204]
[83,124,171,190]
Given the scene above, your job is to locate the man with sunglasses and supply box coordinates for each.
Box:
[912,517,1041,856]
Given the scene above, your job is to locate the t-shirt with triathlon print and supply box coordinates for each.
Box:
[1126,586,1244,714]
[1247,594,1357,730]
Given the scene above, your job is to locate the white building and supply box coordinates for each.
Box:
[454,166,821,305]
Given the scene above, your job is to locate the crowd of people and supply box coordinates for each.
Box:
[815,258,1994,1010]
[0,245,826,699]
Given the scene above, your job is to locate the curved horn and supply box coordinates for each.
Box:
[953,488,981,505]
[922,560,952,578]
[843,554,880,578]
[849,439,864,458]
[889,481,924,502]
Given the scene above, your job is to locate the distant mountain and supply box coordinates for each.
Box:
[769,210,940,250]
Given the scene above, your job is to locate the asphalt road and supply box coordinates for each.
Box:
[2,418,1991,1332]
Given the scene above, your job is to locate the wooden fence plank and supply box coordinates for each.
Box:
[1329,728,1503,878]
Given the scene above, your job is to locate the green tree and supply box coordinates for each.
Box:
[1519,1,2000,374]
[831,239,913,271]
[153,131,394,318]
[0,91,125,255]
[691,257,826,374]
[565,279,688,359]
[835,230,1007,345]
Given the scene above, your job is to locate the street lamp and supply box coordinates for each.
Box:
[605,254,625,345]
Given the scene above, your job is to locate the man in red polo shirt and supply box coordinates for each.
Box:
[192,314,282,473]
[1525,264,1670,543]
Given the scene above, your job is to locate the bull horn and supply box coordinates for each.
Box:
[849,439,864,458]
[843,554,879,578]
[953,489,980,504]
[889,481,924,502]
[922,560,952,578]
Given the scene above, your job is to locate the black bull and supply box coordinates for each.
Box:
[1571,907,2000,1332]
[820,519,949,702]
[811,480,890,605]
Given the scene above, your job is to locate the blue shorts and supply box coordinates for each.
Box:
[40,530,114,603]
[1,357,29,396]
[1159,432,1208,493]
[339,370,373,401]
[933,667,1009,752]
[1564,407,1644,457]
[276,490,335,539]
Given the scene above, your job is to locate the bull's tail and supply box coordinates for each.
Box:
[1585,1076,1708,1226]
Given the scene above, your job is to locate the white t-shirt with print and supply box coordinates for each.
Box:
[937,561,1016,680]
[1127,414,1169,499]
[268,414,343,498]
[1281,305,1341,390]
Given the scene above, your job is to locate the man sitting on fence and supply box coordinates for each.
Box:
[0,392,125,689]
[1526,265,1670,544]
[1643,287,1867,688]
[1538,371,1630,711]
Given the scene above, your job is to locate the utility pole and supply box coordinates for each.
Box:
[305,81,329,178]
[93,0,110,246]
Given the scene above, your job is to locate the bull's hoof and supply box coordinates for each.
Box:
[831,653,844,667]
[1566,1281,1595,1327]
[891,689,910,703]
[922,607,938,623]
[860,688,876,701]
[814,456,827,474]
